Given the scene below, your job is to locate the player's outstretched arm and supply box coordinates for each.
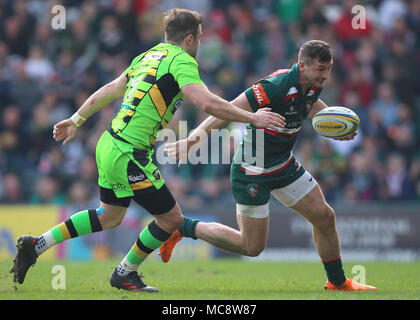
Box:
[165,92,285,166]
[53,73,127,145]
[182,83,284,129]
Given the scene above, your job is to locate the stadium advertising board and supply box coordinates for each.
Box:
[0,206,58,261]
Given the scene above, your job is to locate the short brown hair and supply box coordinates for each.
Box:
[163,8,203,44]
[298,40,332,64]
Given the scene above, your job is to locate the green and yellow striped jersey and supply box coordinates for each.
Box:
[110,43,204,150]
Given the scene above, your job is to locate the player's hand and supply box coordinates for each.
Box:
[252,108,285,130]
[164,139,192,167]
[53,119,77,146]
[333,131,357,141]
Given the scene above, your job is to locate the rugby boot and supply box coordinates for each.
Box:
[10,235,38,284]
[110,268,158,292]
[325,278,378,291]
[159,229,183,263]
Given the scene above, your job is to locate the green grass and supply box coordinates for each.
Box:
[0,258,419,300]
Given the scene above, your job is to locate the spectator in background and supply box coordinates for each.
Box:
[345,151,379,202]
[409,159,420,201]
[369,82,400,129]
[29,175,66,205]
[25,45,54,83]
[261,14,285,75]
[378,0,408,32]
[387,38,417,105]
[339,63,374,108]
[0,173,26,204]
[332,0,373,49]
[386,104,416,158]
[385,153,414,200]
[0,105,27,172]
[9,61,43,119]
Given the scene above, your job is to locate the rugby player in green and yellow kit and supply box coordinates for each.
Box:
[10,8,284,292]
[161,40,378,292]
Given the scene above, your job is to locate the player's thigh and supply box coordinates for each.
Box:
[272,169,335,227]
[236,203,269,255]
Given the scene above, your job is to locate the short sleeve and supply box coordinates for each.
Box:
[244,79,283,112]
[170,53,204,88]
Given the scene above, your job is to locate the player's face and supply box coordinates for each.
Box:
[303,59,333,88]
[187,25,202,58]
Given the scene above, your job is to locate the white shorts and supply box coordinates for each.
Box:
[237,171,317,218]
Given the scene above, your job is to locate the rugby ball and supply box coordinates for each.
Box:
[312,106,360,138]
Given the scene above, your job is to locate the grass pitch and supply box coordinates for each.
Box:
[0,258,419,300]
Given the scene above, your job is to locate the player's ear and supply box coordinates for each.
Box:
[185,33,194,46]
[298,60,305,71]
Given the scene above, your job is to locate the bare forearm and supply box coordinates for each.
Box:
[186,116,226,147]
[308,98,328,118]
[77,85,116,119]
[203,95,254,124]
[187,93,250,146]
[73,73,126,123]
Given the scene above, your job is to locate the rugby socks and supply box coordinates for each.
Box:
[178,216,200,239]
[322,256,346,285]
[117,220,171,276]
[34,209,103,255]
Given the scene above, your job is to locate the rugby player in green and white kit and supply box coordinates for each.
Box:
[161,40,378,291]
[10,9,285,292]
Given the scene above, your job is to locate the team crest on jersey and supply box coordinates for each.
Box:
[247,183,259,197]
[153,169,161,181]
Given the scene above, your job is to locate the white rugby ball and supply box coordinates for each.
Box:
[312,106,360,138]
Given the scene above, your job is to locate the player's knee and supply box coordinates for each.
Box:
[245,245,265,257]
[155,205,183,232]
[171,211,184,229]
[315,205,336,231]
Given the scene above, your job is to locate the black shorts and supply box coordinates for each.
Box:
[100,184,176,215]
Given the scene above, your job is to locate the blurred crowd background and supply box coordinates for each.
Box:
[0,0,419,211]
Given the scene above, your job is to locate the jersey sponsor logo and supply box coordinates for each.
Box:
[128,174,145,183]
[111,183,126,191]
[145,52,165,61]
[252,83,270,108]
[285,105,298,116]
[247,183,259,197]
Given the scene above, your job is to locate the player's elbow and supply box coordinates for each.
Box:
[200,95,223,115]
[199,102,212,114]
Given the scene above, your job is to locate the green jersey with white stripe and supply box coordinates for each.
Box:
[234,63,322,173]
[109,43,204,150]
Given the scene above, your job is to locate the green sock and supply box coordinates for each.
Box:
[35,209,103,255]
[117,220,171,276]
[178,216,200,239]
